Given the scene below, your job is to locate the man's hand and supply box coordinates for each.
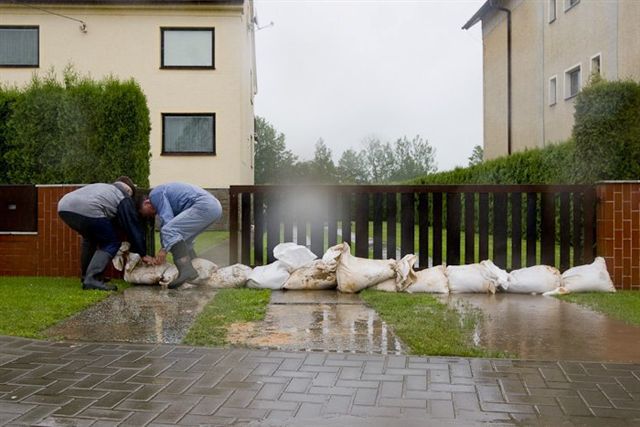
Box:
[155,249,167,265]
[142,255,155,265]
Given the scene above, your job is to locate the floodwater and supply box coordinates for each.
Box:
[445,294,640,362]
[228,290,404,354]
[45,285,216,344]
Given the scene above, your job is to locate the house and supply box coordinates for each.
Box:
[0,0,257,189]
[463,0,640,160]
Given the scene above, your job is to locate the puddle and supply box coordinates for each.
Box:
[45,285,216,344]
[444,294,640,362]
[229,291,404,354]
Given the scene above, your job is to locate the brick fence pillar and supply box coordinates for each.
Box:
[596,181,640,290]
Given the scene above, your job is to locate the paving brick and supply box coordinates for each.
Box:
[476,384,505,402]
[294,402,323,418]
[480,401,536,414]
[557,396,593,416]
[452,392,480,412]
[429,399,455,418]
[78,408,133,421]
[379,398,426,408]
[224,389,258,408]
[9,405,58,425]
[120,410,160,426]
[249,399,298,411]
[256,383,286,401]
[311,372,337,387]
[52,398,96,417]
[404,390,451,400]
[251,363,280,376]
[380,381,402,399]
[354,388,378,406]
[280,392,327,403]
[214,406,267,419]
[350,404,401,418]
[324,395,351,414]
[116,400,168,412]
[335,380,379,389]
[308,386,355,396]
[579,389,614,408]
[286,378,311,393]
[265,409,296,420]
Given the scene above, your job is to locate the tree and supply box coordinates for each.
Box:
[254,116,297,184]
[362,136,395,183]
[468,145,484,166]
[388,135,437,182]
[337,148,369,184]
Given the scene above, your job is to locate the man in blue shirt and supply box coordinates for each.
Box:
[138,182,222,289]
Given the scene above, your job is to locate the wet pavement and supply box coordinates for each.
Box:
[445,294,640,363]
[45,285,217,344]
[227,291,404,355]
[2,335,640,426]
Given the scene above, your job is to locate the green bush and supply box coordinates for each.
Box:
[0,69,150,186]
[573,78,640,183]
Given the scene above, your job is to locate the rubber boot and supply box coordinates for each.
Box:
[80,239,95,284]
[167,241,198,290]
[83,250,117,291]
[188,248,197,260]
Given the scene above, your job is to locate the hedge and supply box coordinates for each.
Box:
[0,69,151,186]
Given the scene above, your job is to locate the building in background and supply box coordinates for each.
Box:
[0,0,257,189]
[463,0,640,160]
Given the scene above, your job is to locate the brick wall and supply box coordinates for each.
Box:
[596,181,640,290]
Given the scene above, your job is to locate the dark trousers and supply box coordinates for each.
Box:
[58,211,121,258]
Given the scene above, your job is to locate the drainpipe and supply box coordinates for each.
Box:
[490,0,512,155]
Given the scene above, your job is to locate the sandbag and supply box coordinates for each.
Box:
[283,260,337,290]
[446,263,497,294]
[505,265,561,294]
[406,265,449,294]
[373,254,417,292]
[273,242,317,272]
[190,258,219,285]
[331,242,396,293]
[203,264,252,288]
[543,257,615,295]
[246,261,290,289]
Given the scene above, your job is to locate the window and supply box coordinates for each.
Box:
[161,28,214,69]
[591,54,601,75]
[162,114,215,155]
[565,0,579,12]
[549,0,557,22]
[565,65,581,99]
[0,26,38,67]
[549,76,557,106]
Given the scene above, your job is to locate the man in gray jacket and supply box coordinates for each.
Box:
[58,177,151,291]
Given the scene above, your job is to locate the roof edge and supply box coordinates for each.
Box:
[462,0,493,30]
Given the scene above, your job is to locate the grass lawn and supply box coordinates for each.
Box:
[183,288,271,347]
[360,290,509,358]
[0,276,129,338]
[154,230,229,262]
[558,291,640,326]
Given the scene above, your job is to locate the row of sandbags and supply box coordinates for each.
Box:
[112,241,616,295]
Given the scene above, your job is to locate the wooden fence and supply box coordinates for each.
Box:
[228,185,596,271]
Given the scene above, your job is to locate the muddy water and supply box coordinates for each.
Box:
[445,294,640,362]
[45,285,216,344]
[228,291,404,354]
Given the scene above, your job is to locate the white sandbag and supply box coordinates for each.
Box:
[246,261,290,289]
[543,257,615,295]
[506,265,561,294]
[321,244,344,271]
[406,265,449,294]
[446,263,497,294]
[274,242,317,272]
[373,254,418,292]
[203,264,252,288]
[283,260,337,290]
[331,242,396,293]
[481,260,510,290]
[190,258,219,285]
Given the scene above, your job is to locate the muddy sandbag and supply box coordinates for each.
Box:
[274,242,317,272]
[505,265,561,294]
[374,254,418,292]
[203,264,252,288]
[330,242,396,293]
[406,265,449,294]
[190,258,219,285]
[246,260,290,289]
[283,260,337,290]
[543,257,615,295]
[446,263,497,294]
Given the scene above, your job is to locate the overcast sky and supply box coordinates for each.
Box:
[253,0,485,172]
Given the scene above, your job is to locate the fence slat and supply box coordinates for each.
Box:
[229,190,239,264]
[401,193,415,257]
[296,191,306,247]
[373,193,383,259]
[241,192,251,265]
[493,193,507,269]
[266,192,279,264]
[356,193,369,257]
[342,192,351,247]
[583,189,596,264]
[433,193,443,266]
[446,192,461,266]
[254,192,265,266]
[418,193,429,269]
[541,192,556,266]
[573,192,583,267]
[283,194,293,243]
[526,192,537,266]
[311,191,325,257]
[479,193,489,261]
[560,192,571,271]
[511,193,522,270]
[328,191,338,247]
[465,193,475,264]
[386,193,396,260]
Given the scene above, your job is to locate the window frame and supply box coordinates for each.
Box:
[161,113,216,156]
[160,27,215,70]
[590,53,602,76]
[548,75,557,106]
[564,64,582,100]
[0,25,39,68]
[548,0,557,23]
[564,0,580,13]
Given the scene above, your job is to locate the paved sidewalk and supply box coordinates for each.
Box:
[1,337,640,425]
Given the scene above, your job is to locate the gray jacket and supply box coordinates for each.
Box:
[58,182,129,219]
